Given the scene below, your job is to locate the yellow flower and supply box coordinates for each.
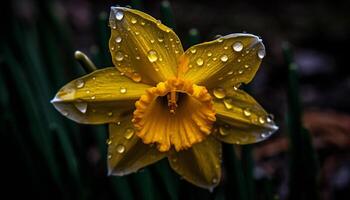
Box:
[51,7,278,190]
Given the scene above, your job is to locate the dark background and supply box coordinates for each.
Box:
[1,0,349,199]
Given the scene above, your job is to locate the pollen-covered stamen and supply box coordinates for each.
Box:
[132,78,216,152]
[167,90,178,114]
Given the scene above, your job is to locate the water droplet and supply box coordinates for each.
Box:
[107,154,112,159]
[266,114,274,123]
[212,178,218,184]
[106,139,112,145]
[224,46,228,50]
[190,48,197,54]
[258,49,265,59]
[115,36,122,43]
[217,38,223,43]
[223,98,233,109]
[243,108,251,117]
[261,132,270,138]
[244,64,249,68]
[74,102,87,114]
[91,96,96,100]
[116,144,125,153]
[220,55,228,62]
[115,11,124,20]
[135,31,140,35]
[232,42,243,52]
[124,128,134,139]
[131,72,142,82]
[212,57,217,61]
[61,110,69,116]
[136,56,140,60]
[86,90,90,94]
[169,38,174,42]
[237,59,241,63]
[213,88,226,99]
[131,17,137,24]
[108,112,113,117]
[259,116,265,124]
[120,87,127,94]
[141,21,145,25]
[147,50,158,62]
[227,71,233,75]
[207,52,212,57]
[196,58,204,66]
[115,51,124,61]
[158,37,164,42]
[150,39,155,43]
[117,121,121,125]
[76,79,85,88]
[238,70,244,74]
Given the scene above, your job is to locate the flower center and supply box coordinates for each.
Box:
[132,78,216,152]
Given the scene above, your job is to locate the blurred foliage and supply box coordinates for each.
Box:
[0,0,327,199]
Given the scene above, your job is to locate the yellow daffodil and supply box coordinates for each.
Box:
[51,6,278,190]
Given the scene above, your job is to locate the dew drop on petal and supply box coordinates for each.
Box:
[124,128,134,140]
[131,72,142,82]
[213,88,226,99]
[107,154,112,159]
[243,108,251,117]
[223,98,233,109]
[115,36,122,43]
[259,116,265,124]
[75,79,85,88]
[219,126,229,136]
[190,48,197,54]
[258,49,265,59]
[261,132,271,138]
[232,42,243,52]
[158,37,164,42]
[115,51,124,61]
[91,96,96,100]
[196,58,204,66]
[115,11,124,20]
[106,139,112,145]
[74,102,88,114]
[220,55,228,62]
[244,64,249,68]
[147,50,158,62]
[266,114,274,123]
[217,38,223,43]
[120,87,127,94]
[207,52,212,57]
[108,112,113,117]
[116,144,126,153]
[131,17,137,24]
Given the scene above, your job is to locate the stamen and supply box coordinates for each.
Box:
[167,90,178,114]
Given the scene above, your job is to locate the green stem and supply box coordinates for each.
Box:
[74,51,98,73]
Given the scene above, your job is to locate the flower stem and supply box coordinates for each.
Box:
[74,51,97,73]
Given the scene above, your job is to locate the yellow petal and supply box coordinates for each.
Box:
[168,136,222,190]
[181,34,264,88]
[51,67,151,124]
[108,115,165,175]
[213,88,278,144]
[109,7,184,85]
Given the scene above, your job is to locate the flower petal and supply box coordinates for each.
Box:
[168,136,222,190]
[51,67,151,124]
[213,88,278,144]
[108,115,166,175]
[181,34,264,88]
[109,7,184,85]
